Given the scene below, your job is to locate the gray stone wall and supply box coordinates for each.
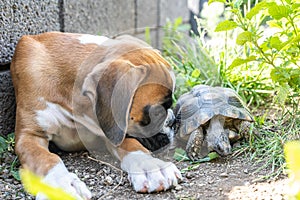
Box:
[64,0,136,35]
[0,0,189,136]
[0,0,61,65]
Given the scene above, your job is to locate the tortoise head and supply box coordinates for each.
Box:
[213,132,231,156]
[206,115,232,156]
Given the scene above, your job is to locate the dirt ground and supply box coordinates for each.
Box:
[0,145,289,200]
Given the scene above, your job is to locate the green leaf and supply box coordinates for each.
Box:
[229,56,257,68]
[236,31,252,45]
[246,1,268,20]
[208,0,226,5]
[233,0,243,8]
[268,3,291,20]
[280,35,300,51]
[191,153,219,163]
[208,152,219,160]
[0,136,7,153]
[11,170,21,181]
[292,3,300,11]
[215,20,238,32]
[180,152,220,172]
[270,67,291,83]
[191,68,201,78]
[173,148,189,161]
[270,36,283,50]
[289,69,300,89]
[267,20,282,28]
[173,148,219,163]
[10,157,21,181]
[174,17,183,28]
[274,84,290,105]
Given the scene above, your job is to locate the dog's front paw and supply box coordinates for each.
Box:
[121,151,182,193]
[36,161,92,200]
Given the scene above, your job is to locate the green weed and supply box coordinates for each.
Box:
[162,0,300,179]
[0,133,15,154]
[230,107,299,179]
[0,133,20,181]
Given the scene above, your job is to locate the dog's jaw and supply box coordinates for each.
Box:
[120,151,182,192]
[36,161,92,200]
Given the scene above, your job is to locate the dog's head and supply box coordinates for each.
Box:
[80,42,175,147]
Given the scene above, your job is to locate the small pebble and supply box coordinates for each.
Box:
[244,181,251,186]
[220,172,229,178]
[90,168,96,172]
[244,169,249,174]
[175,185,183,191]
[104,176,113,186]
[185,172,194,179]
[208,179,214,184]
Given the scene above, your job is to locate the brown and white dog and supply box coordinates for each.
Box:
[11,32,182,199]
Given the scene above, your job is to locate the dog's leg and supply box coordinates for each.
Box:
[115,138,182,193]
[15,127,92,200]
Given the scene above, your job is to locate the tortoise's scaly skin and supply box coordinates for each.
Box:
[186,127,209,161]
[174,85,253,160]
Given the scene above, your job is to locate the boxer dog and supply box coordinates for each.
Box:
[11,32,182,199]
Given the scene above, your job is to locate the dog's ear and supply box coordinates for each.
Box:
[82,60,148,146]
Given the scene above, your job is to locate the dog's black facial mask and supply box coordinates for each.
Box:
[128,104,167,138]
[127,89,173,138]
[140,95,172,127]
[127,93,173,152]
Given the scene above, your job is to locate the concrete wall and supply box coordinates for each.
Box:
[0,0,189,136]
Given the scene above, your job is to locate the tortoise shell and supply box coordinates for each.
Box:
[174,85,253,137]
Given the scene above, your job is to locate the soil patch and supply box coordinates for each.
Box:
[0,148,288,200]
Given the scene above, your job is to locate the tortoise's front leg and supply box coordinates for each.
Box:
[186,127,209,161]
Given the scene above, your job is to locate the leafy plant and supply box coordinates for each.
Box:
[0,133,15,154]
[163,18,222,100]
[162,16,274,107]
[0,133,21,181]
[162,0,300,180]
[211,0,300,105]
[207,0,300,179]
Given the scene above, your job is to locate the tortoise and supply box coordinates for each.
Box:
[173,85,254,161]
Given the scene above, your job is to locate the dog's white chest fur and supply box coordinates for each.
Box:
[35,101,91,151]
